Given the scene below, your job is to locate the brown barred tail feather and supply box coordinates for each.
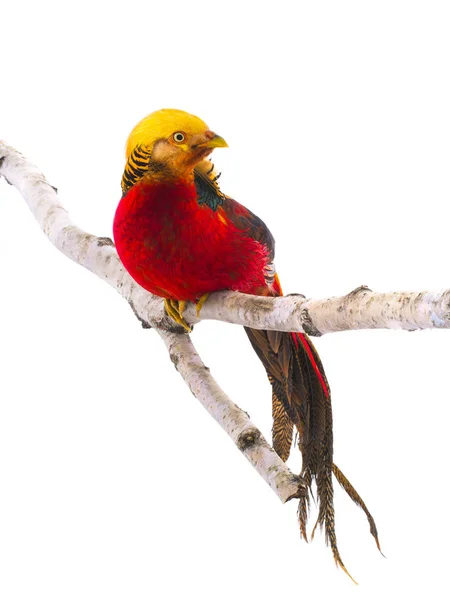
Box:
[269,374,294,462]
[245,327,379,580]
[332,463,383,554]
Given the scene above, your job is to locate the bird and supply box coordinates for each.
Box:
[113,108,380,579]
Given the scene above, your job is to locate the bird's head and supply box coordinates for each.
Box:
[125,108,228,180]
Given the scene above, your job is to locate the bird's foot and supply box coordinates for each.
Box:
[195,293,210,317]
[164,299,192,332]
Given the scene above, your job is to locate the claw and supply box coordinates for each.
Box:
[164,299,192,332]
[195,293,210,317]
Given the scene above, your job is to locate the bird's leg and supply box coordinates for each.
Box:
[195,293,210,317]
[164,299,192,332]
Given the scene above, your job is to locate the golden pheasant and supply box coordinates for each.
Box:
[113,109,380,579]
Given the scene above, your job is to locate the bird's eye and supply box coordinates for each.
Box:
[173,132,185,143]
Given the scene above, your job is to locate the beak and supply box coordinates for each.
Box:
[197,132,229,149]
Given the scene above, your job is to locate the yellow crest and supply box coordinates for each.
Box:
[125,108,209,157]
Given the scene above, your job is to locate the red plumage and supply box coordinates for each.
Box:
[113,179,270,300]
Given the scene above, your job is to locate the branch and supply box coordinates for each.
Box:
[161,331,304,502]
[182,286,450,334]
[0,142,305,504]
[2,141,449,507]
[4,142,449,338]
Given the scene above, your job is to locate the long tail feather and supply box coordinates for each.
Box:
[332,463,383,555]
[298,467,312,542]
[245,325,377,581]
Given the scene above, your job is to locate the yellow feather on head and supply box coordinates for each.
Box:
[126,108,209,157]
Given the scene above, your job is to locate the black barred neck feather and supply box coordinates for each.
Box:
[121,144,178,194]
[121,145,152,195]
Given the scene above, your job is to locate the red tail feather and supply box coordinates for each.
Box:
[292,333,329,399]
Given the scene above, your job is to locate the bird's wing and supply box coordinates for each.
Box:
[219,197,276,263]
[194,160,276,266]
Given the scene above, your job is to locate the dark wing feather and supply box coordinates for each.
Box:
[220,196,275,263]
[193,160,275,262]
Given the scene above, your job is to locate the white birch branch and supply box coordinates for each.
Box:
[3,142,449,338]
[161,331,303,501]
[2,141,450,505]
[182,287,450,334]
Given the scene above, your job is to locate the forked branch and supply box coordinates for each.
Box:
[1,141,450,507]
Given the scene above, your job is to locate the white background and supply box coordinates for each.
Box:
[1,1,450,598]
